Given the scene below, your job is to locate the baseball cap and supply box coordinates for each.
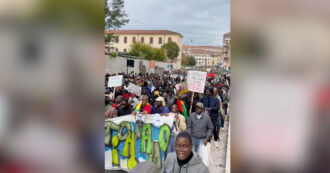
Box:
[155,97,164,103]
[196,102,204,108]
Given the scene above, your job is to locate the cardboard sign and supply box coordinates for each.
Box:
[105,114,174,171]
[127,83,142,96]
[187,71,207,93]
[108,75,123,87]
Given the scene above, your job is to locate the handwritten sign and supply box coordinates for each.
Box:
[105,114,174,171]
[108,75,123,87]
[187,71,207,93]
[127,83,142,96]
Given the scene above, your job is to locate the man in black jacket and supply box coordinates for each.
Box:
[116,98,133,116]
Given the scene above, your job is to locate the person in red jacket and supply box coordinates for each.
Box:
[122,89,131,99]
[132,95,151,115]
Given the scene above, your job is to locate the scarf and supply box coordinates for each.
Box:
[135,103,151,113]
[177,152,193,167]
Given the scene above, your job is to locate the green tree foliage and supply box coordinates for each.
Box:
[161,41,180,61]
[109,52,118,58]
[187,56,196,66]
[181,54,196,67]
[105,0,129,43]
[181,54,189,66]
[129,43,166,61]
[105,0,129,30]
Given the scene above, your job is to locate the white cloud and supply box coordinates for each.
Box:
[121,0,230,46]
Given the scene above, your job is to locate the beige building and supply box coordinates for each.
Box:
[223,32,231,69]
[182,45,223,67]
[105,30,183,69]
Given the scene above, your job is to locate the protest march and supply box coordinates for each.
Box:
[105,70,231,172]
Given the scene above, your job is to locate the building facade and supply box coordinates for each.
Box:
[105,30,183,69]
[182,45,223,67]
[223,32,231,69]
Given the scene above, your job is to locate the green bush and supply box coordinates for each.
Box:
[109,52,118,58]
[129,43,166,61]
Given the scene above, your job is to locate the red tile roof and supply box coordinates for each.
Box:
[182,45,222,56]
[105,30,183,37]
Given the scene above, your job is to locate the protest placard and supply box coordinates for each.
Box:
[187,71,207,93]
[105,114,174,171]
[127,83,142,96]
[108,75,123,87]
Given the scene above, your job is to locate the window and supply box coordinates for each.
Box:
[150,37,153,44]
[132,37,136,43]
[115,36,119,43]
[115,48,118,52]
[168,37,172,42]
[124,49,127,53]
[141,37,144,43]
[159,37,162,44]
[124,37,127,43]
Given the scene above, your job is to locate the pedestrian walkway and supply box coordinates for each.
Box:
[209,115,230,173]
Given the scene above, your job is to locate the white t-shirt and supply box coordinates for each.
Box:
[196,113,202,120]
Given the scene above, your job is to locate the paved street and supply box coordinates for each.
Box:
[209,115,230,173]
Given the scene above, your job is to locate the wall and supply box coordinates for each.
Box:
[105,55,172,75]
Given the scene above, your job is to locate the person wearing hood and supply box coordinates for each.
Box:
[161,132,209,173]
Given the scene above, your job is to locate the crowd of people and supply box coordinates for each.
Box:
[105,70,231,172]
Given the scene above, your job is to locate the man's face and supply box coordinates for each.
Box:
[105,88,110,94]
[213,89,218,96]
[156,101,162,107]
[175,137,192,160]
[171,105,178,113]
[142,97,148,106]
[115,97,121,104]
[205,90,210,97]
[196,107,203,114]
[121,101,128,108]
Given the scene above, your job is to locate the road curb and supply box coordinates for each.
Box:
[225,116,230,173]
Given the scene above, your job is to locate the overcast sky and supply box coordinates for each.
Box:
[120,0,230,46]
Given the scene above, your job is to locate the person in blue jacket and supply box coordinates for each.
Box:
[203,88,221,147]
[151,97,170,114]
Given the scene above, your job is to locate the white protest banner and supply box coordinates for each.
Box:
[127,83,142,96]
[187,71,207,93]
[105,114,175,171]
[108,75,123,87]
